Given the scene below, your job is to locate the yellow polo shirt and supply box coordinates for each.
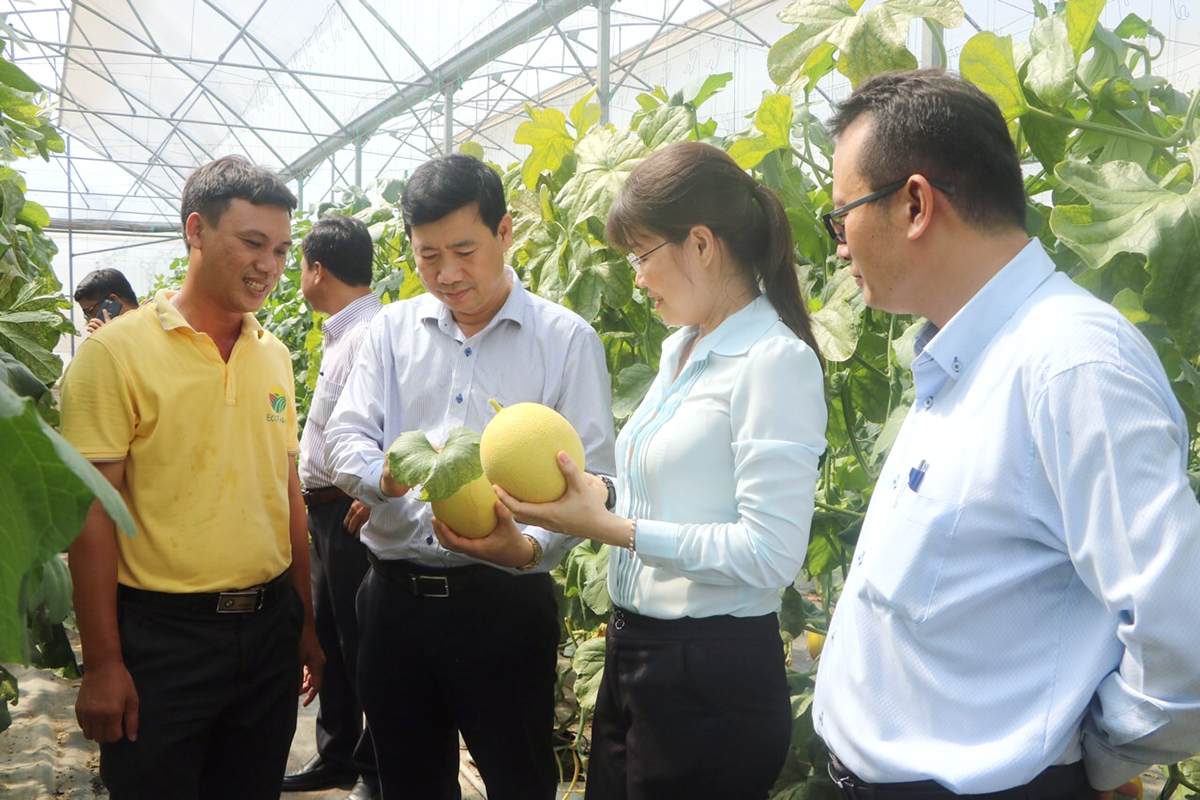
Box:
[60,290,300,592]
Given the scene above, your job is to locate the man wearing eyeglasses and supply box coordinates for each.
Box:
[74,268,139,333]
[813,69,1200,800]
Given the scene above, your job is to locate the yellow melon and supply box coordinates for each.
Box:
[480,400,585,502]
[430,474,499,538]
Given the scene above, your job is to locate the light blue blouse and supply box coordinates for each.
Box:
[609,294,827,619]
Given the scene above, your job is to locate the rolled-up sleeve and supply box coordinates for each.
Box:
[1032,355,1200,788]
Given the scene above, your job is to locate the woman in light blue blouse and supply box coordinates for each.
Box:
[497,141,828,798]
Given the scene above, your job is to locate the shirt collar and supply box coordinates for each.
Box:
[422,265,528,334]
[916,239,1054,379]
[324,292,382,342]
[665,294,781,367]
[153,289,265,339]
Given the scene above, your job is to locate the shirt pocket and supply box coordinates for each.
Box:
[860,490,963,625]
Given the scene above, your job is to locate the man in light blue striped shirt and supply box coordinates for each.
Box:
[287,215,382,800]
[326,154,615,799]
[814,69,1200,800]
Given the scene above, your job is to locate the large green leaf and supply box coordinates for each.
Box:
[0,312,62,384]
[1051,154,1200,358]
[960,32,1029,121]
[0,384,136,662]
[1027,16,1075,108]
[768,0,963,88]
[635,104,694,149]
[570,636,607,716]
[727,94,794,170]
[0,58,41,94]
[1065,0,1105,61]
[612,362,656,419]
[514,106,573,190]
[680,72,733,109]
[556,128,649,228]
[385,426,484,502]
[809,267,862,363]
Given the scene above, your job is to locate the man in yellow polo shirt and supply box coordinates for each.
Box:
[60,155,324,800]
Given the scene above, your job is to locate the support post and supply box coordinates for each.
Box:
[354,138,363,188]
[444,89,454,153]
[598,0,612,124]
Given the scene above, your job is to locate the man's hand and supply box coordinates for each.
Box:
[380,469,409,499]
[85,309,113,334]
[297,622,324,707]
[343,500,370,537]
[75,661,139,743]
[433,502,536,569]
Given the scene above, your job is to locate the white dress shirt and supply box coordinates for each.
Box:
[814,240,1200,792]
[609,295,827,619]
[298,292,382,489]
[326,267,616,571]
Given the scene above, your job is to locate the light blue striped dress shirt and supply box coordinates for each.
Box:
[298,292,382,489]
[325,268,616,572]
[609,295,827,619]
[814,240,1200,792]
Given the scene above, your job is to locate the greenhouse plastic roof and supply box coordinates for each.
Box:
[4,0,797,230]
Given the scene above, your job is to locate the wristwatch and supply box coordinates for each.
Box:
[599,475,617,511]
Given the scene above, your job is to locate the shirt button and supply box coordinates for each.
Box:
[455,393,463,403]
[818,711,824,724]
[465,347,472,356]
[952,357,961,373]
[855,552,864,566]
[923,397,933,409]
[892,476,899,489]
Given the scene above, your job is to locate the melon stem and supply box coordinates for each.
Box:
[488,398,503,415]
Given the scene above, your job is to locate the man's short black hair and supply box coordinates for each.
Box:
[302,214,374,287]
[74,268,137,306]
[828,68,1027,231]
[180,155,298,235]
[400,154,506,236]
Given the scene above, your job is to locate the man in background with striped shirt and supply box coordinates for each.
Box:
[284,214,382,800]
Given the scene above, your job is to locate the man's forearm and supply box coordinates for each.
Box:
[68,495,123,671]
[286,465,315,623]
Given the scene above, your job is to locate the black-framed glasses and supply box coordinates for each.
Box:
[822,179,956,244]
[80,298,104,320]
[627,240,669,274]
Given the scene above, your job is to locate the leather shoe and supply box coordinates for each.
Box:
[346,778,381,800]
[282,754,357,792]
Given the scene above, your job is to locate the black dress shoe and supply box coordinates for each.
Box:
[346,778,382,800]
[282,754,358,792]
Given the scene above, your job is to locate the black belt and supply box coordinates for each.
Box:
[367,551,511,598]
[301,485,350,508]
[828,753,1088,800]
[117,570,293,614]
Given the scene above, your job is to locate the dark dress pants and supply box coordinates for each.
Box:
[99,584,304,800]
[356,561,560,800]
[585,607,792,800]
[307,495,377,783]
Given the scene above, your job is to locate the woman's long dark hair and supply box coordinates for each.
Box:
[606,141,823,370]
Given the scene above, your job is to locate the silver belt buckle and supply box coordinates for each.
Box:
[216,589,263,613]
[412,575,450,598]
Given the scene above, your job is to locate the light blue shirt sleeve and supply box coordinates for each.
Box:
[634,335,826,588]
[327,316,393,508]
[1032,353,1200,788]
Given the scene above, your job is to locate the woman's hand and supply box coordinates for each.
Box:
[432,501,535,569]
[496,452,628,546]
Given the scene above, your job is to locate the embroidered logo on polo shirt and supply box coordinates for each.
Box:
[267,386,288,424]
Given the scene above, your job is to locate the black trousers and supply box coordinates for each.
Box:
[356,560,560,800]
[99,584,303,800]
[307,495,377,783]
[586,607,792,800]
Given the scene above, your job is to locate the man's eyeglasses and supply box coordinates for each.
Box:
[822,179,956,244]
[627,240,669,274]
[80,298,105,320]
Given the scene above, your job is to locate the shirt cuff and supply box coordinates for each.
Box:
[631,518,681,566]
[340,459,390,507]
[1082,733,1152,791]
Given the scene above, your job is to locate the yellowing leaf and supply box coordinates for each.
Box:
[960,32,1029,121]
[514,106,573,190]
[1066,0,1105,60]
[569,89,601,139]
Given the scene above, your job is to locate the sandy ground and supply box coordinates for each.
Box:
[0,664,491,799]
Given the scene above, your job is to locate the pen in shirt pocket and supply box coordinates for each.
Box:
[908,460,928,491]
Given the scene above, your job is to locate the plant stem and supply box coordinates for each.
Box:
[924,19,947,68]
[840,380,876,480]
[815,500,865,517]
[1025,85,1200,149]
[851,352,889,383]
